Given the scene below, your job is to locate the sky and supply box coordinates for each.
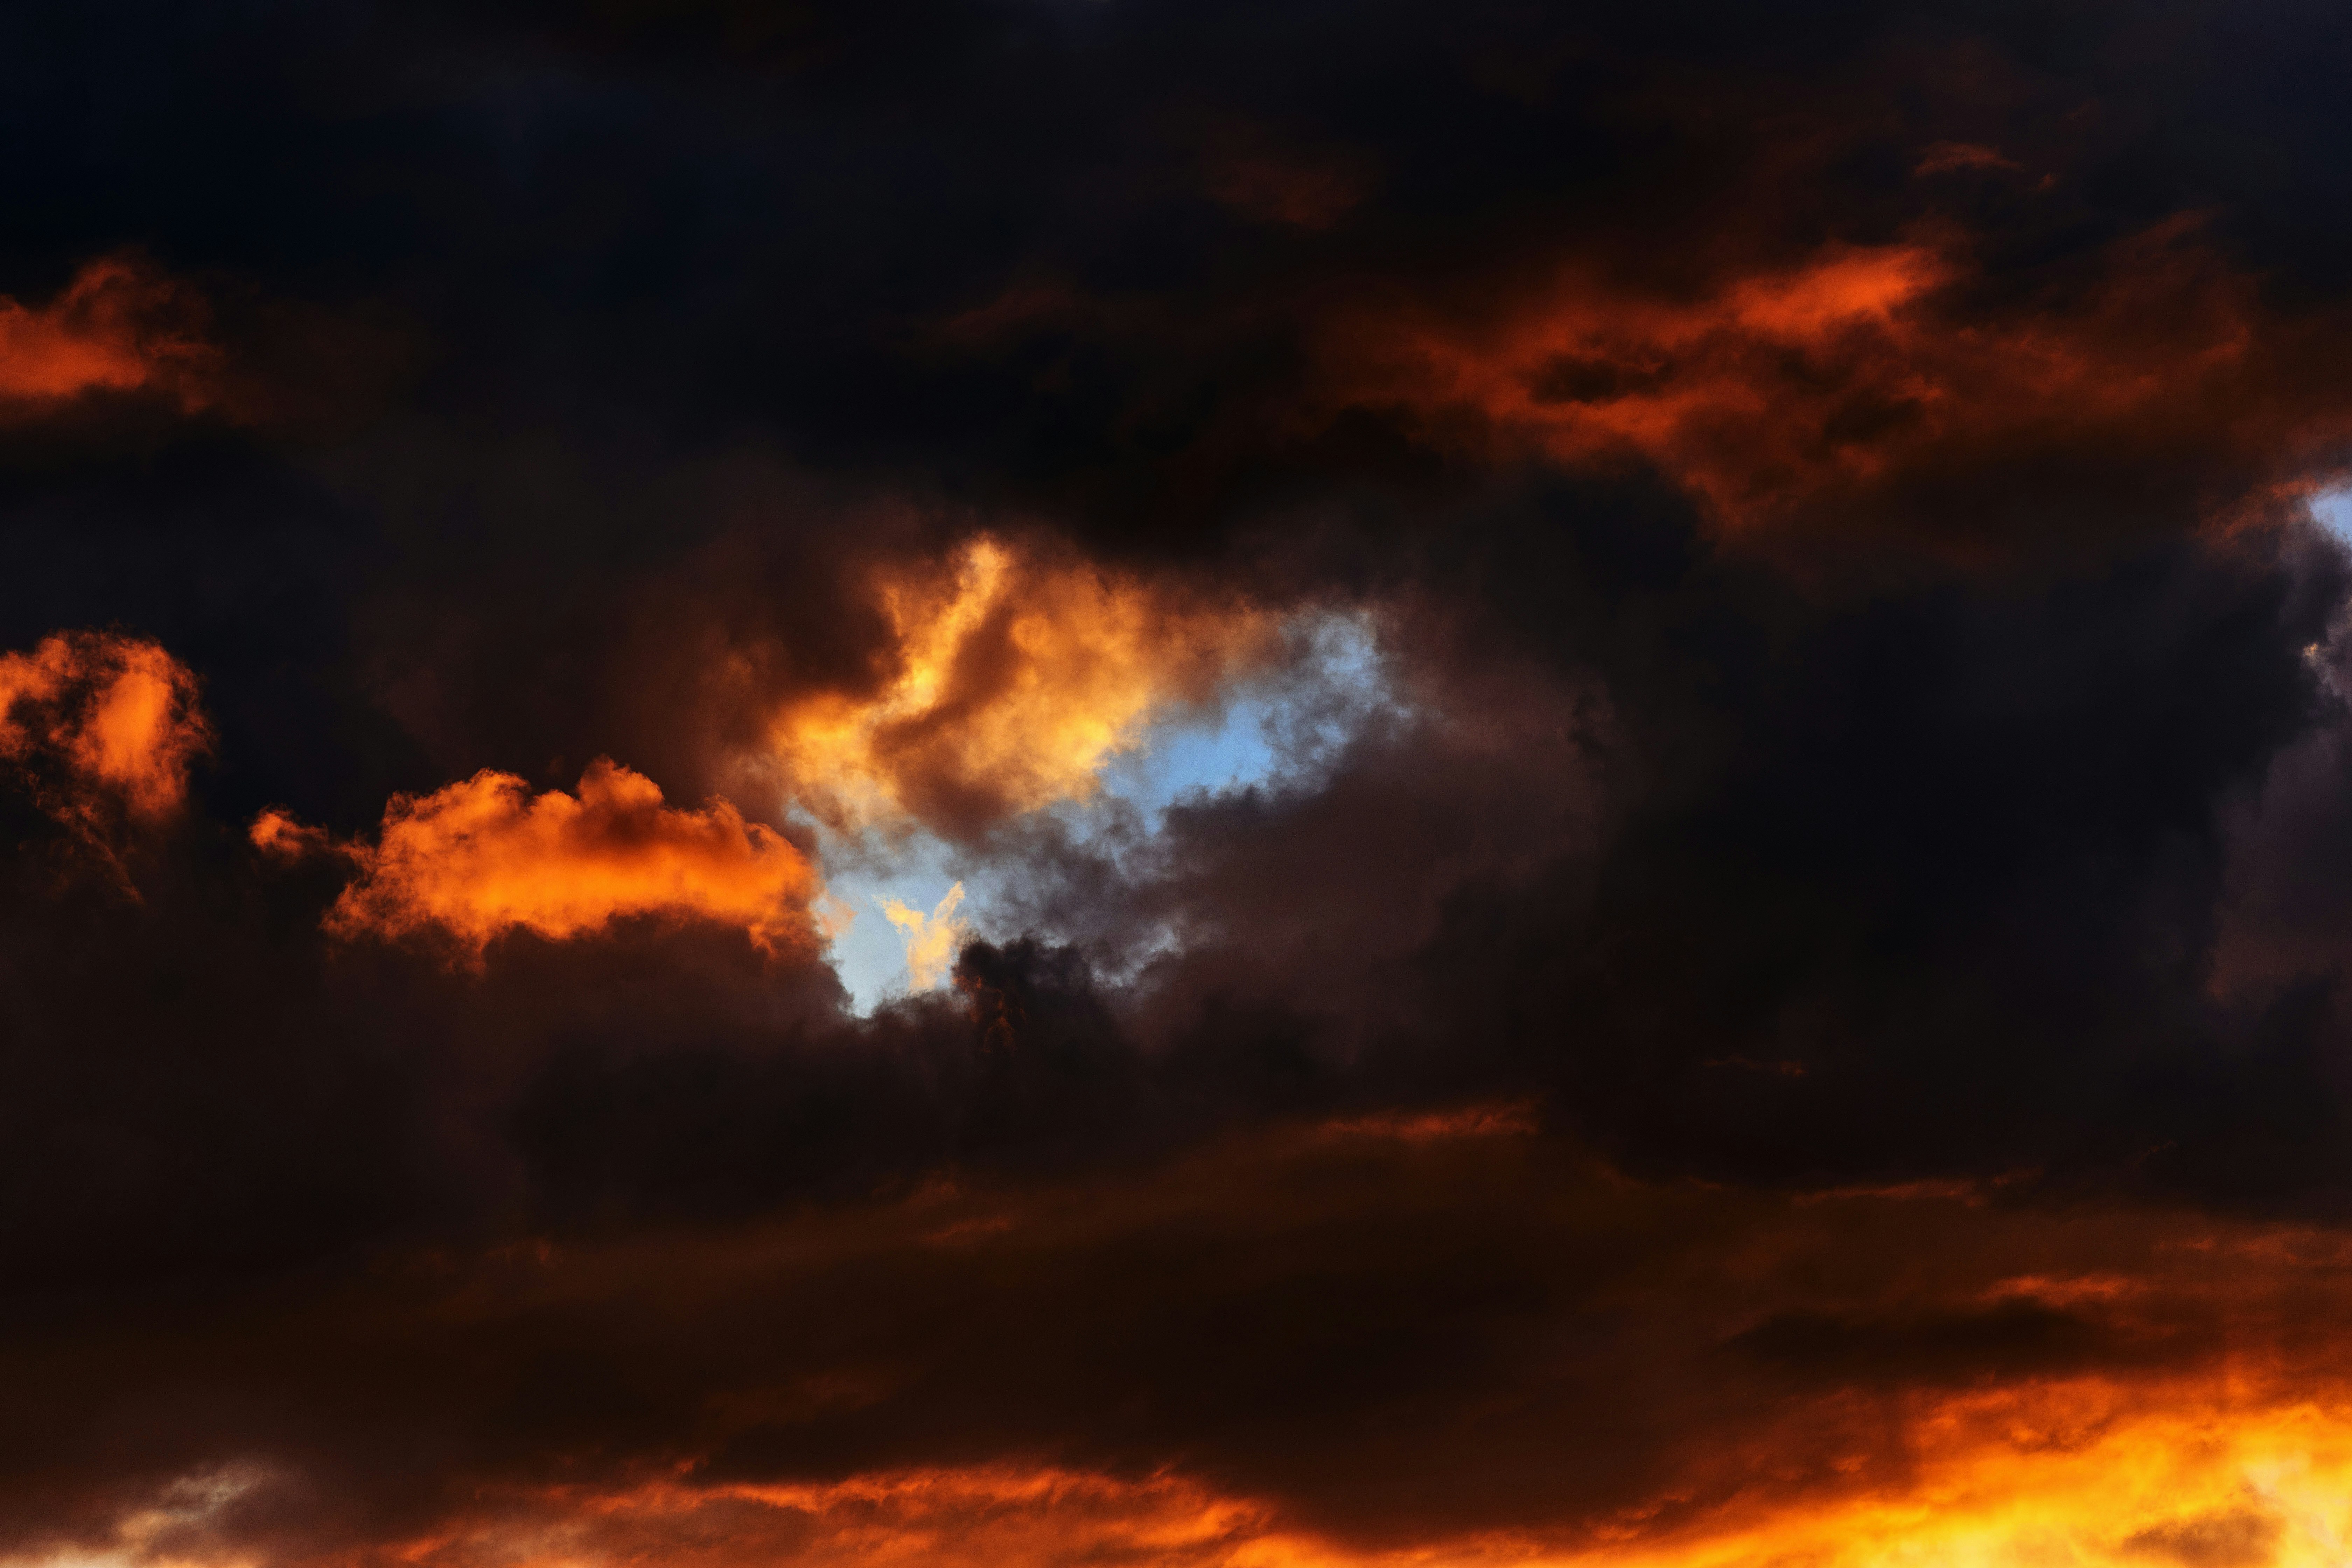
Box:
[828,608,1391,1008]
[12,2,2352,1566]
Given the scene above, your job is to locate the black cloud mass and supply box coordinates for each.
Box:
[7,2,2352,1564]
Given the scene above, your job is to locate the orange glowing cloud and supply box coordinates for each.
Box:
[882,880,968,990]
[55,1143,2352,1568]
[351,1186,2352,1568]
[299,1388,2352,1568]
[1582,1378,2352,1568]
[0,255,216,413]
[769,536,1278,836]
[1323,222,2345,537]
[269,759,824,959]
[393,1467,1277,1568]
[0,631,210,841]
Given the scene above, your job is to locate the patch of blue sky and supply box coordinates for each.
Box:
[822,836,964,1014]
[818,608,1402,1013]
[1080,607,1399,828]
[2316,486,2352,547]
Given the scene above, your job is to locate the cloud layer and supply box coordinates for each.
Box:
[10,1,2352,1565]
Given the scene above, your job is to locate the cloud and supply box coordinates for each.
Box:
[262,1409,2352,1568]
[364,1468,1273,1568]
[0,631,210,861]
[0,256,215,415]
[767,536,1280,839]
[279,760,825,960]
[16,1116,2352,1568]
[16,1,2352,1566]
[2122,1506,2287,1568]
[882,881,966,990]
[1316,222,2352,541]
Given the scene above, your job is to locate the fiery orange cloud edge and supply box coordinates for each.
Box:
[73,1105,2352,1568]
[1279,218,2352,543]
[491,1389,2352,1568]
[316,1186,2352,1568]
[0,255,217,413]
[71,1420,2352,1568]
[0,632,211,884]
[340,1399,2352,1568]
[507,1211,2352,1568]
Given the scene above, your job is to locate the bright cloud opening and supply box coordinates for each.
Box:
[815,603,1402,1012]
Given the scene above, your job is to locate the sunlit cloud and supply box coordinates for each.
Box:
[1584,1384,2352,1568]
[0,632,210,876]
[0,256,216,414]
[882,880,967,990]
[812,600,1404,1012]
[264,759,825,961]
[1324,223,2345,535]
[769,535,1281,840]
[133,1393,2352,1568]
[319,1466,1277,1568]
[1,1462,273,1568]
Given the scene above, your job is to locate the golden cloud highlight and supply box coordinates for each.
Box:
[769,536,1277,837]
[0,255,215,413]
[1587,1380,2352,1568]
[0,631,209,848]
[265,759,823,959]
[49,1136,2352,1568]
[882,880,967,990]
[326,1385,2352,1568]
[277,1391,2352,1568]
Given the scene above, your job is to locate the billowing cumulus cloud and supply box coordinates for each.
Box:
[179,1407,2352,1568]
[273,760,825,960]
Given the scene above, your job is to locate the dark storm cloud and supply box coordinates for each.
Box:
[8,0,2352,1563]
